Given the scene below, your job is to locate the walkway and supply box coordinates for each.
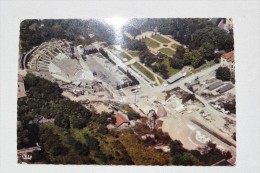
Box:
[133,31,181,56]
[121,48,165,86]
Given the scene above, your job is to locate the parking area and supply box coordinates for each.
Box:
[185,71,236,116]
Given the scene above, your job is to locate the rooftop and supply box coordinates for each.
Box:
[222,51,234,62]
[167,72,184,84]
[114,113,129,127]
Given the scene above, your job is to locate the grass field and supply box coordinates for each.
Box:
[171,44,178,49]
[158,48,175,57]
[128,51,139,57]
[119,52,132,61]
[152,35,171,43]
[144,38,160,48]
[161,58,181,76]
[132,62,155,81]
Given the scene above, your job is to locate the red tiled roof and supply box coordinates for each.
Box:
[114,113,129,127]
[222,51,234,62]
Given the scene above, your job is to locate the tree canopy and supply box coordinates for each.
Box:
[122,18,233,52]
[20,19,94,53]
[216,67,231,81]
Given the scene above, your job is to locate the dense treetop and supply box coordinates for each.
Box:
[19,19,116,53]
[122,18,233,51]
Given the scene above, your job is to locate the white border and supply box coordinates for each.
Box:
[1,0,260,173]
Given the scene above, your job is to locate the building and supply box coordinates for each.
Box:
[167,72,184,84]
[218,18,233,33]
[209,18,233,33]
[17,74,26,98]
[207,81,224,91]
[220,51,235,72]
[217,83,234,94]
[114,113,130,127]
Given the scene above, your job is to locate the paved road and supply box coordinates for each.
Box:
[165,63,236,121]
[122,49,165,86]
[122,63,236,121]
[71,62,233,123]
[131,64,220,99]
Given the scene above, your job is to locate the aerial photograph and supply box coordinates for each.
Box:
[17,18,236,166]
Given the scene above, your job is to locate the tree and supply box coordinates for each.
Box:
[54,113,70,129]
[74,141,90,156]
[170,140,185,155]
[216,67,231,81]
[128,112,141,120]
[200,42,215,61]
[214,53,221,63]
[121,35,147,51]
[184,50,204,68]
[173,152,198,166]
[39,126,69,162]
[30,150,46,163]
[151,65,159,73]
[223,101,236,114]
[190,26,234,51]
[169,57,184,69]
[85,135,100,151]
[175,45,186,59]
[158,64,169,79]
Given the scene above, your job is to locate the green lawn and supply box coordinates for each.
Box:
[161,58,181,76]
[132,62,155,81]
[144,38,160,48]
[119,52,132,61]
[128,51,139,57]
[158,48,175,57]
[171,44,178,49]
[152,35,171,43]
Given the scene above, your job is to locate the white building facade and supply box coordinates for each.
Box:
[220,51,235,72]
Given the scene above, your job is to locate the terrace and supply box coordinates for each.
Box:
[127,51,139,57]
[132,62,155,81]
[144,38,160,48]
[118,52,132,61]
[171,44,178,49]
[152,35,171,43]
[158,48,175,57]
